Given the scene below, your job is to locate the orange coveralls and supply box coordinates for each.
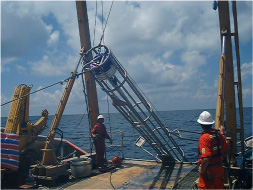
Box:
[198,129,228,189]
[92,123,111,166]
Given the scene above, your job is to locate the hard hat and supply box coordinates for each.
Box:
[97,115,104,120]
[112,156,121,167]
[197,111,215,125]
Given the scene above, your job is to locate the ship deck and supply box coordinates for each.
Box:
[57,159,198,189]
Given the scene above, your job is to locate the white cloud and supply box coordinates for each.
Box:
[1,2,50,60]
[1,1,252,116]
[27,56,61,77]
[236,1,253,44]
[16,65,27,74]
[241,62,253,80]
[1,1,78,70]
[27,54,80,77]
[41,2,79,51]
[28,76,88,116]
[1,57,16,72]
[47,31,60,47]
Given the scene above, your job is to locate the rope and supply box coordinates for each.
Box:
[1,71,87,107]
[104,82,123,154]
[99,0,114,45]
[46,128,64,154]
[1,78,70,107]
[132,125,136,158]
[75,111,87,129]
[107,94,113,140]
[110,171,116,189]
[81,67,93,155]
[101,0,104,44]
[93,0,98,48]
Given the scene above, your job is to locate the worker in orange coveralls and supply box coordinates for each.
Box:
[197,111,228,189]
[92,115,112,167]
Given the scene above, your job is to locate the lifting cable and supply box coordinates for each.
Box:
[107,94,113,140]
[75,111,87,129]
[93,0,98,48]
[101,0,104,44]
[93,0,105,46]
[1,72,86,107]
[98,0,114,46]
[85,0,115,155]
[1,78,69,107]
[81,66,93,156]
[105,95,122,154]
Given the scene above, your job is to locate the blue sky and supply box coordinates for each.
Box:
[1,1,252,117]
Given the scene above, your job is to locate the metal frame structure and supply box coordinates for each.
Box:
[82,45,187,163]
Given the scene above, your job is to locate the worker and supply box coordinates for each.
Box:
[197,111,228,189]
[92,115,112,167]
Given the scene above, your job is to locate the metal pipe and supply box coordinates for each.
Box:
[221,34,227,56]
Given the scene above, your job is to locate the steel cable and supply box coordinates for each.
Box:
[1,78,69,107]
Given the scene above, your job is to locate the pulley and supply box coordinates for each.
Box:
[82,45,116,80]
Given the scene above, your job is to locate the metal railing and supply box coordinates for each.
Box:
[106,130,124,159]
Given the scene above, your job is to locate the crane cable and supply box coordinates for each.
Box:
[101,0,104,44]
[81,66,94,156]
[107,94,113,141]
[98,0,114,46]
[93,0,98,48]
[0,70,89,107]
[1,78,70,107]
[90,0,116,152]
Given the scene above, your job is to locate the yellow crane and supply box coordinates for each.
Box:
[2,84,48,182]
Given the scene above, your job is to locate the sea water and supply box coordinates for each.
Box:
[1,108,252,163]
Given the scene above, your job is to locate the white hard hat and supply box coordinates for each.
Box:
[197,111,215,125]
[97,115,104,120]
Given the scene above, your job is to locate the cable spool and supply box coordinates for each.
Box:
[83,45,116,81]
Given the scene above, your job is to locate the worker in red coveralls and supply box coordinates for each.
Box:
[197,111,228,189]
[92,115,112,167]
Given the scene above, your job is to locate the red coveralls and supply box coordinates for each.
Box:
[92,123,111,166]
[198,129,228,189]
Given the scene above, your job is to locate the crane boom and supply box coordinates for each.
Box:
[41,70,78,165]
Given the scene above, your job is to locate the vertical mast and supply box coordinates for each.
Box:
[76,1,99,129]
[232,1,245,155]
[218,1,237,155]
[217,0,245,161]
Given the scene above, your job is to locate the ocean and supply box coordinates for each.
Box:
[1,107,252,163]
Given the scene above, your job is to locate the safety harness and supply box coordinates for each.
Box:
[198,130,223,167]
[211,132,222,158]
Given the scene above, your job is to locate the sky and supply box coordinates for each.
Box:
[1,1,252,117]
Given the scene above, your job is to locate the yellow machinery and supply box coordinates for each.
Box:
[4,84,48,152]
[39,1,99,166]
[2,84,48,180]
